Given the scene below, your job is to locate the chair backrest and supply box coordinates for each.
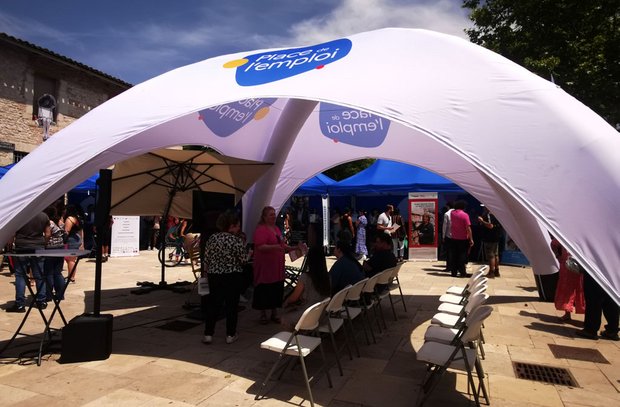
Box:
[464,269,485,289]
[463,289,489,314]
[189,246,201,278]
[468,277,488,293]
[376,267,396,285]
[326,285,351,313]
[295,297,331,331]
[476,265,489,275]
[362,272,382,294]
[461,305,493,343]
[345,278,368,302]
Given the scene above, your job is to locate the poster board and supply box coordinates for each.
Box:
[110,216,140,257]
[408,192,438,261]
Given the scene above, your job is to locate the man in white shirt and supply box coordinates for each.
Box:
[376,204,397,257]
[442,202,454,274]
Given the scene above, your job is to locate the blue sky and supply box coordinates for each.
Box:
[0,0,471,84]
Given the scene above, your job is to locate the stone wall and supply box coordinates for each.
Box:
[0,38,130,166]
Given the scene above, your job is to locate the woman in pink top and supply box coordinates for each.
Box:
[550,237,585,321]
[450,200,474,277]
[252,206,296,324]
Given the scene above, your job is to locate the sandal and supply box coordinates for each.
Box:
[270,315,281,324]
[259,315,269,325]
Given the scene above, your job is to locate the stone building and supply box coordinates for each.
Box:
[0,33,131,165]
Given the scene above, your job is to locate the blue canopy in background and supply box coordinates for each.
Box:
[296,173,336,195]
[0,163,98,192]
[332,159,464,195]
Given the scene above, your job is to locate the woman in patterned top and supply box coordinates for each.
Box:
[202,210,248,345]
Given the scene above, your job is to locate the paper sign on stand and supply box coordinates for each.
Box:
[110,216,140,257]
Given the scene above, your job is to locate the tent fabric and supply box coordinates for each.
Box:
[295,173,336,195]
[0,28,618,303]
[0,163,98,192]
[333,159,464,195]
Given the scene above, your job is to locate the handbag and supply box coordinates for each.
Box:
[198,276,210,295]
[565,256,584,274]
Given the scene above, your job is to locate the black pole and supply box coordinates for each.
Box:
[94,169,112,316]
[159,189,177,285]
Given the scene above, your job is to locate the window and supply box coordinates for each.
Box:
[32,74,58,121]
[13,151,28,163]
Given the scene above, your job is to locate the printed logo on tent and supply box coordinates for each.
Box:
[198,98,277,137]
[319,102,390,148]
[223,38,352,86]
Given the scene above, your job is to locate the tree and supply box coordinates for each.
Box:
[463,0,620,128]
[324,158,375,181]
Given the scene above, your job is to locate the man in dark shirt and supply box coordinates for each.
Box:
[478,206,503,277]
[363,233,397,278]
[6,212,51,312]
[329,241,365,295]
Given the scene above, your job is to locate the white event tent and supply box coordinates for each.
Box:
[0,28,618,303]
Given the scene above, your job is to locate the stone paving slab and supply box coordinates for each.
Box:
[1,251,619,406]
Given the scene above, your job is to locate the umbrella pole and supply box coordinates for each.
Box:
[132,189,191,294]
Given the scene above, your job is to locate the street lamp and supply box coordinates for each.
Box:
[37,94,56,141]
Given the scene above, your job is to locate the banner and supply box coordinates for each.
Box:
[408,192,438,260]
[321,194,330,249]
[110,216,140,257]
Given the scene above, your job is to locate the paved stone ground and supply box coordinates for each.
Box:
[1,250,619,406]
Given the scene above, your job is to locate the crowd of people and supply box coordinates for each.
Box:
[3,198,618,345]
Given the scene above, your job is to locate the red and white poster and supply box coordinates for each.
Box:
[408,192,438,261]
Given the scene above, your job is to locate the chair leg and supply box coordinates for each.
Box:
[318,340,333,388]
[255,350,287,400]
[388,293,398,321]
[345,315,361,357]
[328,327,344,376]
[297,352,315,407]
[474,358,490,404]
[363,307,377,344]
[395,277,407,312]
[377,298,388,330]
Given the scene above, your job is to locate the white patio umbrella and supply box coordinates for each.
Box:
[109,148,273,293]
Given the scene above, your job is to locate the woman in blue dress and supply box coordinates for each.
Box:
[355,209,368,261]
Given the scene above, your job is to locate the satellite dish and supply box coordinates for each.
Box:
[38,94,57,110]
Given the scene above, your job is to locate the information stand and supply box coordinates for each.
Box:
[0,249,90,365]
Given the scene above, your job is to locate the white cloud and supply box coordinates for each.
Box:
[286,0,472,46]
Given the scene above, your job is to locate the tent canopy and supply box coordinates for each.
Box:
[0,28,618,303]
[333,159,464,195]
[0,164,97,192]
[295,173,336,195]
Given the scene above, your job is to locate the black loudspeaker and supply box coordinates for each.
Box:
[95,169,112,230]
[192,191,235,234]
[61,313,113,363]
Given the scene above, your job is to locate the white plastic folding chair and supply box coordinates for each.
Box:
[376,266,399,322]
[425,300,491,359]
[439,276,488,305]
[255,298,332,407]
[318,285,354,376]
[342,277,369,353]
[373,267,401,327]
[437,287,488,315]
[431,288,488,329]
[357,272,384,337]
[416,305,493,407]
[388,262,407,313]
[445,265,488,295]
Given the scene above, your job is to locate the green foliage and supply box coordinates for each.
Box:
[463,0,620,127]
[323,158,375,181]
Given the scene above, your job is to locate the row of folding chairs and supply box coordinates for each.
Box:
[416,265,493,407]
[255,263,407,407]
